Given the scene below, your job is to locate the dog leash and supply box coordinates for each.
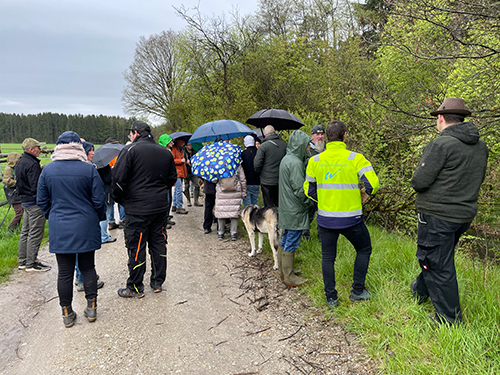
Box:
[0,203,12,229]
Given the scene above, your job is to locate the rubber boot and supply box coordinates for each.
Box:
[282,251,306,287]
[184,190,192,207]
[278,246,301,281]
[62,306,77,328]
[193,190,203,206]
[84,297,97,322]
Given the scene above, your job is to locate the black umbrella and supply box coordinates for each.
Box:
[93,143,124,169]
[246,109,305,130]
[169,131,192,144]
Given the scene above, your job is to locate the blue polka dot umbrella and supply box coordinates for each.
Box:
[190,141,242,182]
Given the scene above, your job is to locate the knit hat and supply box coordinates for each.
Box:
[56,131,81,145]
[244,135,255,147]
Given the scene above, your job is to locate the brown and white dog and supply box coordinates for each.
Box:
[240,205,280,269]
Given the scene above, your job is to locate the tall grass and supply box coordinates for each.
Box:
[292,222,500,374]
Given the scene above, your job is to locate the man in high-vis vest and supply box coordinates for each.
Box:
[304,120,379,308]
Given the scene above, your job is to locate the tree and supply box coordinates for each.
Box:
[122,30,186,124]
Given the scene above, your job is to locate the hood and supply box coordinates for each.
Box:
[158,133,172,147]
[286,130,311,161]
[6,152,22,167]
[441,121,480,145]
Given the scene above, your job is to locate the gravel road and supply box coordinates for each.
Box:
[0,202,376,374]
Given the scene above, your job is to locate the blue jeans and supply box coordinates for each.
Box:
[109,203,125,223]
[318,222,372,300]
[243,185,260,206]
[100,203,113,243]
[173,178,183,209]
[280,229,303,253]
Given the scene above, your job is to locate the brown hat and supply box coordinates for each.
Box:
[430,98,471,117]
[22,138,46,151]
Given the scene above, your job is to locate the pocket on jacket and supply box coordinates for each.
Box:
[416,213,442,270]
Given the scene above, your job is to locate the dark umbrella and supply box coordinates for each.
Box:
[189,119,253,143]
[246,109,305,130]
[93,143,124,169]
[169,132,192,144]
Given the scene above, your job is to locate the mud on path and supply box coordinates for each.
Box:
[0,202,376,374]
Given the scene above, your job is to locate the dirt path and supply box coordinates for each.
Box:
[0,202,376,374]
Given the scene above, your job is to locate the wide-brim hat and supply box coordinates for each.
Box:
[430,98,471,116]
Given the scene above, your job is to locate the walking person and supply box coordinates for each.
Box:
[278,130,313,287]
[112,121,177,297]
[16,137,51,272]
[2,152,24,232]
[305,120,379,307]
[37,131,106,328]
[410,98,488,325]
[241,135,260,206]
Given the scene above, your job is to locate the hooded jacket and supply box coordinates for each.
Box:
[411,121,489,223]
[278,130,313,230]
[253,133,287,186]
[112,133,177,215]
[3,152,22,204]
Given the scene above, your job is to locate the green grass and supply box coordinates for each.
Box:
[287,222,500,374]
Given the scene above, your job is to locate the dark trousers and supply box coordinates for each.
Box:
[318,222,372,301]
[9,203,24,229]
[124,211,168,292]
[203,193,216,230]
[56,251,97,307]
[261,184,279,207]
[414,213,470,324]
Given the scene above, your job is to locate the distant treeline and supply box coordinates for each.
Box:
[0,112,136,144]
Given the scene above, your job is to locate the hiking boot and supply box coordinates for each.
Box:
[350,289,371,302]
[411,280,428,304]
[83,298,97,322]
[176,208,188,214]
[231,233,238,241]
[218,233,224,241]
[108,222,119,230]
[26,262,51,272]
[166,224,172,230]
[327,298,338,309]
[18,263,26,270]
[171,206,177,212]
[102,237,117,244]
[204,228,212,234]
[118,288,145,299]
[152,286,162,293]
[62,306,77,328]
[167,219,176,225]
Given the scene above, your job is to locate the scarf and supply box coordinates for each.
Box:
[51,143,88,162]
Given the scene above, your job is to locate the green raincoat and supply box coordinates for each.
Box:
[278,130,313,230]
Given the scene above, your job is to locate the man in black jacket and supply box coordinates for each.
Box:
[112,121,177,298]
[253,125,287,207]
[410,98,489,324]
[16,138,51,272]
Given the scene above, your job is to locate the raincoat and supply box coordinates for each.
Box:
[278,130,313,230]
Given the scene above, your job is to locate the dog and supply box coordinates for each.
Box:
[240,205,280,269]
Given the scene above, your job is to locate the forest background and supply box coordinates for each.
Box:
[1,0,499,243]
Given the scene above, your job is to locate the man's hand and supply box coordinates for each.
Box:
[360,188,369,203]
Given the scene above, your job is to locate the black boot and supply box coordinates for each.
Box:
[84,298,97,322]
[62,306,77,328]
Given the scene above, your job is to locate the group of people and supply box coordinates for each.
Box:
[4,97,487,327]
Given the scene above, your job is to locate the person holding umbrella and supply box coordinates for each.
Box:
[253,125,287,207]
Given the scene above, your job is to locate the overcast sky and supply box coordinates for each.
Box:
[0,0,258,119]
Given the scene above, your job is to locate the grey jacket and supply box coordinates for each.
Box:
[411,121,489,223]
